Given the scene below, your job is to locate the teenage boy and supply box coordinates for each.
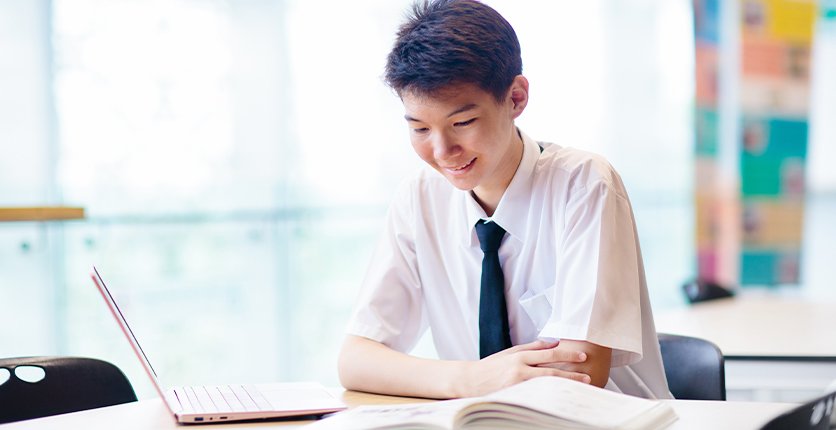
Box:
[338,0,671,400]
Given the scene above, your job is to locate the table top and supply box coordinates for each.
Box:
[0,389,795,430]
[654,293,836,359]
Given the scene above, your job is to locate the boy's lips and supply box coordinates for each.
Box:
[443,158,476,172]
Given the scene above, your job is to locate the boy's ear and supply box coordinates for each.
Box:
[508,75,529,119]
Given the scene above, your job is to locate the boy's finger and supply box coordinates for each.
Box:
[523,348,587,365]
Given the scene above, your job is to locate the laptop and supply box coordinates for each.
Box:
[90,266,347,424]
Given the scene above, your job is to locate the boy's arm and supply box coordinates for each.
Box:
[539,339,612,388]
[338,334,591,399]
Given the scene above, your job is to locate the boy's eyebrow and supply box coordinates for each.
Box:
[446,103,478,118]
[404,103,479,122]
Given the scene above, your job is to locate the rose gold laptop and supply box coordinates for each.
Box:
[90,266,346,424]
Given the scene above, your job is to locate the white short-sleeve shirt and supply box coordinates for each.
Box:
[347,130,672,399]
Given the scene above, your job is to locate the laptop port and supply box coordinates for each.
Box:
[195,417,204,422]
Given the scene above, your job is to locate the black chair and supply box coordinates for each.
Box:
[0,356,137,424]
[759,390,836,430]
[658,333,726,400]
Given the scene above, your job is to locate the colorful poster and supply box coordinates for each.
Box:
[693,0,817,286]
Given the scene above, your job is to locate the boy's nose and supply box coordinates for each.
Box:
[432,132,461,160]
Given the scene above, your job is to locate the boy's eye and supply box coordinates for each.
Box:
[412,127,429,134]
[454,118,477,127]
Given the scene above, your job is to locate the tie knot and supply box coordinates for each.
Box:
[475,220,506,253]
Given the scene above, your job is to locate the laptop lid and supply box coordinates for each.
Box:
[90,267,172,408]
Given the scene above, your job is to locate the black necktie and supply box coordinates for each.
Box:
[475,220,512,358]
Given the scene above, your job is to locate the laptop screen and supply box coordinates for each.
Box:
[90,267,171,404]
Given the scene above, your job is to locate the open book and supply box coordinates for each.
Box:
[308,376,677,430]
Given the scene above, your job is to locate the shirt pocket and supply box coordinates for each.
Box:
[518,285,556,332]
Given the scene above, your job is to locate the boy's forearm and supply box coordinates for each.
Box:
[337,335,466,399]
[546,339,612,388]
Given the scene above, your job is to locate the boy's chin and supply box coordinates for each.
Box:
[433,166,480,191]
[442,177,477,192]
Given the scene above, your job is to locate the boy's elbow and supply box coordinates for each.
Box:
[337,339,357,390]
[337,335,373,391]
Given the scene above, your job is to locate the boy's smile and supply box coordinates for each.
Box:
[443,157,475,175]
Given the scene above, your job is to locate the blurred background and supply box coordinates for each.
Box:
[0,0,834,400]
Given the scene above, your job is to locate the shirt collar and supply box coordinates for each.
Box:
[461,129,540,247]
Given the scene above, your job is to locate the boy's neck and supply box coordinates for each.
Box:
[472,131,525,217]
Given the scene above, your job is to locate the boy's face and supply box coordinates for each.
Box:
[401,79,527,202]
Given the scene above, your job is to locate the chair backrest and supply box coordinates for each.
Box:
[759,390,836,430]
[0,356,137,424]
[658,333,726,400]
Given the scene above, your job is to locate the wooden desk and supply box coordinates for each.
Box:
[0,207,85,222]
[0,390,796,430]
[655,294,836,401]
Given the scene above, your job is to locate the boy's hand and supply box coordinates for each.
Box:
[456,339,590,397]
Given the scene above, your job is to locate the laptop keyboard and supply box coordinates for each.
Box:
[174,385,273,413]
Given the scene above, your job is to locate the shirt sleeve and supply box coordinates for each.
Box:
[345,180,428,353]
[539,170,644,367]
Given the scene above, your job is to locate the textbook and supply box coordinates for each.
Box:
[308,376,677,430]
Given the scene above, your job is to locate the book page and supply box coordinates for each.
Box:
[463,377,675,429]
[307,378,676,430]
[305,398,473,430]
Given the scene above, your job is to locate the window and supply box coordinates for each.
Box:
[5,0,833,399]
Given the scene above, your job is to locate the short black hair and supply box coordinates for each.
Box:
[384,0,522,103]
